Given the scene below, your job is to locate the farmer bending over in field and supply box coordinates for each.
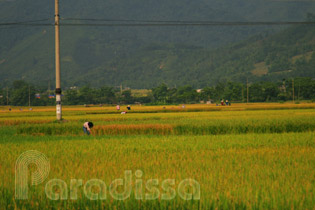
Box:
[83,122,94,135]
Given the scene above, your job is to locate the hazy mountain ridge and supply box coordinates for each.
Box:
[0,0,315,88]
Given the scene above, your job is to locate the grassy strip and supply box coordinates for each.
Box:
[16,120,315,136]
[85,105,315,115]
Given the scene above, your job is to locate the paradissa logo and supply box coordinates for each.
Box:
[16,150,200,201]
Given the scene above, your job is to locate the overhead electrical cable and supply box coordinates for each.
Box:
[0,17,314,28]
[0,18,52,25]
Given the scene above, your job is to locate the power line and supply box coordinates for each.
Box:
[0,18,314,28]
[61,17,315,25]
[0,23,52,27]
[0,18,52,29]
[59,21,315,26]
[0,18,52,25]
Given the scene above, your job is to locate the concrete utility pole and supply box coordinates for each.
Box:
[28,85,31,107]
[298,81,300,101]
[6,87,9,105]
[55,0,62,120]
[246,78,249,104]
[242,85,244,103]
[292,79,295,103]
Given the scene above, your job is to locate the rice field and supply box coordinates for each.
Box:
[0,103,314,210]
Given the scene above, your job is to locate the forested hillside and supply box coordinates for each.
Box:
[0,0,314,88]
[88,21,315,88]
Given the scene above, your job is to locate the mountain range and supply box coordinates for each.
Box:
[0,0,314,88]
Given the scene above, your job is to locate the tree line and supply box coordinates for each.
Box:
[0,77,314,106]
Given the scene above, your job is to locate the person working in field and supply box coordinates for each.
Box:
[83,122,94,135]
